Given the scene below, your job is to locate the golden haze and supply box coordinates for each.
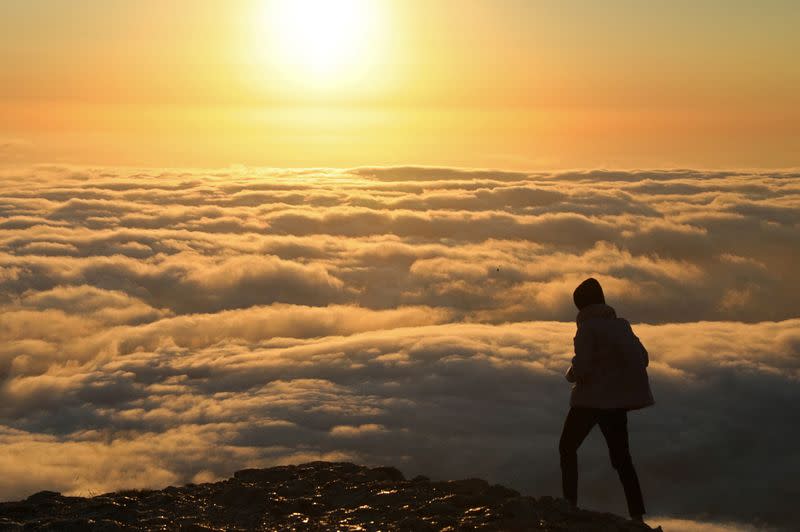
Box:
[1,0,798,168]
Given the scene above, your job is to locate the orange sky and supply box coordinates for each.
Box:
[1,0,799,169]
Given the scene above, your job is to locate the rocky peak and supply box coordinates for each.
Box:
[0,461,661,531]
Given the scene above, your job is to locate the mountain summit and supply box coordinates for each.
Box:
[0,461,661,531]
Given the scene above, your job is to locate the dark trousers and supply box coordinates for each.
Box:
[559,406,646,517]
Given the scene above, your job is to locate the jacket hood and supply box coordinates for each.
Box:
[576,303,617,325]
[573,277,605,310]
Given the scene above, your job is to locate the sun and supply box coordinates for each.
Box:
[263,0,384,89]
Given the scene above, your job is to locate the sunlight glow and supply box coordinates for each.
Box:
[264,0,384,89]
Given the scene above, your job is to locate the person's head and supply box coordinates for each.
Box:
[573,277,605,310]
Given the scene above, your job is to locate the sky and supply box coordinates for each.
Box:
[1,2,799,531]
[1,0,799,169]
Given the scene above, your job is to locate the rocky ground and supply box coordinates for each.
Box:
[0,461,662,531]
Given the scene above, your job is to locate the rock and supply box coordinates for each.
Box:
[0,518,23,532]
[24,491,62,504]
[499,496,541,520]
[549,497,578,513]
[366,466,405,482]
[433,477,489,495]
[0,461,661,531]
[213,482,268,507]
[484,483,521,500]
[321,485,369,508]
[397,514,437,531]
[276,477,315,497]
[233,466,296,485]
[417,497,460,518]
[179,524,220,532]
[139,515,171,528]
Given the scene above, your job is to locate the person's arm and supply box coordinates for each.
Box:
[629,322,648,368]
[637,336,649,367]
[569,324,594,382]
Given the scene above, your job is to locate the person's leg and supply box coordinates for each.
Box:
[598,409,646,518]
[559,407,597,507]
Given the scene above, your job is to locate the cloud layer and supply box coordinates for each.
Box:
[0,165,798,529]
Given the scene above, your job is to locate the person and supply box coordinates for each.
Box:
[559,277,654,523]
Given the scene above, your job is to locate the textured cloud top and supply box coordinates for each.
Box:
[0,166,798,528]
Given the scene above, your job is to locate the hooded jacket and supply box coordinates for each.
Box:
[566,303,655,410]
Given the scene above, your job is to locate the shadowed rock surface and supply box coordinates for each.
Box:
[0,461,661,531]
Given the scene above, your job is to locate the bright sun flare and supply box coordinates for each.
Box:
[265,0,383,88]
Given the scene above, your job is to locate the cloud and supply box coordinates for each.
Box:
[649,517,773,532]
[0,318,795,527]
[352,166,533,182]
[330,424,388,437]
[3,165,796,322]
[0,165,798,529]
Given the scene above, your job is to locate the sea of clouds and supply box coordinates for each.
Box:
[0,165,798,529]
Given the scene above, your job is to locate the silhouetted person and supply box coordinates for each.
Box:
[559,278,654,523]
